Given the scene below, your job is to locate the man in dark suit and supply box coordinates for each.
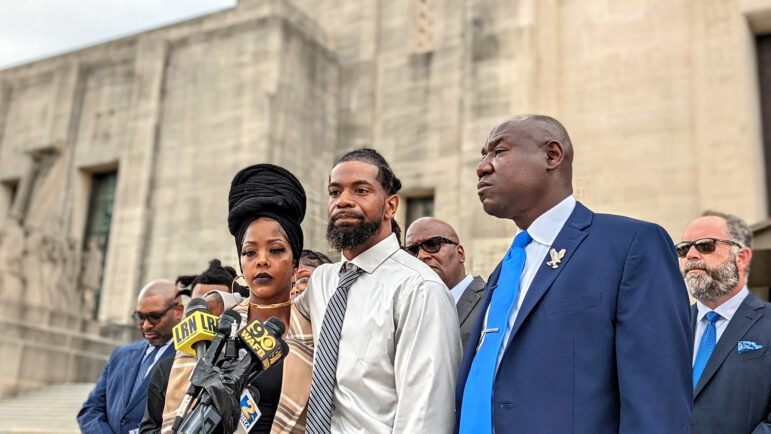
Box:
[78,280,182,434]
[405,217,486,350]
[455,115,693,433]
[679,211,771,433]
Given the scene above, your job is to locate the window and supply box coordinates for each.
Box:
[1,180,18,217]
[406,194,434,229]
[81,171,117,318]
[756,34,771,212]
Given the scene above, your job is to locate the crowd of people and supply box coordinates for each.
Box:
[76,114,771,434]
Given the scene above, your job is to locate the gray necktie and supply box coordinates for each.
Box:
[306,263,363,433]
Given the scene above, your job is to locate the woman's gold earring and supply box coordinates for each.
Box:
[231,274,248,293]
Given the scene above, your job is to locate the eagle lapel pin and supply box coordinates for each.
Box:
[546,248,566,269]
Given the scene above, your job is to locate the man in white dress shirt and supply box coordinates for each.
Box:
[679,211,771,433]
[405,217,486,351]
[295,148,461,433]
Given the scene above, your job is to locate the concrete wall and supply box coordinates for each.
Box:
[1,0,771,328]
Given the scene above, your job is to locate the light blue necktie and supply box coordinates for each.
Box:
[459,231,532,434]
[130,345,157,398]
[693,311,720,388]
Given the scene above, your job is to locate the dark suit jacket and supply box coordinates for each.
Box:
[455,202,693,433]
[456,276,486,351]
[77,341,175,434]
[139,356,174,434]
[691,292,771,433]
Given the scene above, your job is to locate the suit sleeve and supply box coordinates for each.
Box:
[393,279,462,433]
[77,350,117,433]
[615,224,693,433]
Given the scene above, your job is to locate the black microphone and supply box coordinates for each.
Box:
[201,309,242,365]
[171,309,242,433]
[176,317,288,434]
[173,298,213,360]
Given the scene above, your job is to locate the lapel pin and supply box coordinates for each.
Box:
[546,248,566,269]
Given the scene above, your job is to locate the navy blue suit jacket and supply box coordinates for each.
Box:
[77,340,175,434]
[455,202,693,433]
[691,293,771,433]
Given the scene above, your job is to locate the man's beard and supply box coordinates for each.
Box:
[682,252,740,302]
[327,211,383,252]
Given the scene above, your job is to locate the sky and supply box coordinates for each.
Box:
[0,0,238,69]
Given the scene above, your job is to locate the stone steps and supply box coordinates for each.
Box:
[0,383,95,434]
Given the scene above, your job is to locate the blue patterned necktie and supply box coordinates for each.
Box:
[130,345,157,398]
[693,311,720,387]
[306,263,363,434]
[459,230,532,434]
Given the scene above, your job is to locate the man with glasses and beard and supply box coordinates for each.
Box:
[678,211,771,434]
[293,149,461,433]
[78,280,182,434]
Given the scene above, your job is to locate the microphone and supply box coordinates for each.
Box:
[239,316,287,371]
[176,317,288,434]
[172,298,218,358]
[171,309,242,433]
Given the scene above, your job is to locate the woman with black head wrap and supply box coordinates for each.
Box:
[226,163,306,433]
[156,166,305,434]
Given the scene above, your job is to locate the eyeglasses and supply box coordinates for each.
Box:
[675,238,742,258]
[131,303,178,325]
[405,236,458,256]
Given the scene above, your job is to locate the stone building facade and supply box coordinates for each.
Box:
[2,0,771,392]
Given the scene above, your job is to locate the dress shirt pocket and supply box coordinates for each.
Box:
[545,291,602,315]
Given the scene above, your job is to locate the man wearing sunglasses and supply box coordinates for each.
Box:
[679,211,771,434]
[406,217,486,351]
[455,115,692,434]
[78,280,182,434]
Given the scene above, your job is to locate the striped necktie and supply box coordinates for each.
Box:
[459,230,532,434]
[693,311,720,387]
[306,263,363,434]
[130,345,157,398]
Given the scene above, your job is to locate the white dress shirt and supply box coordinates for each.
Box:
[488,195,576,367]
[693,286,749,364]
[294,233,462,433]
[450,274,474,305]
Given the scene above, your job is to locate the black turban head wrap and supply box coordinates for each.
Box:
[228,164,306,267]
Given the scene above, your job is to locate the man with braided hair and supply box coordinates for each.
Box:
[292,148,461,433]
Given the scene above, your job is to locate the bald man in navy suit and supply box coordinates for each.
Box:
[78,280,182,434]
[455,115,693,433]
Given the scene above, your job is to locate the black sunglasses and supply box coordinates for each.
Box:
[675,238,742,258]
[132,303,178,325]
[405,236,458,256]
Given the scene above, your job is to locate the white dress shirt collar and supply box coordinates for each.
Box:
[518,195,577,247]
[696,285,749,323]
[450,274,474,304]
[345,233,400,274]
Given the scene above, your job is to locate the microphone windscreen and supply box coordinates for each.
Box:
[173,310,219,355]
[265,316,286,337]
[217,309,242,333]
[185,298,210,317]
[238,317,287,370]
